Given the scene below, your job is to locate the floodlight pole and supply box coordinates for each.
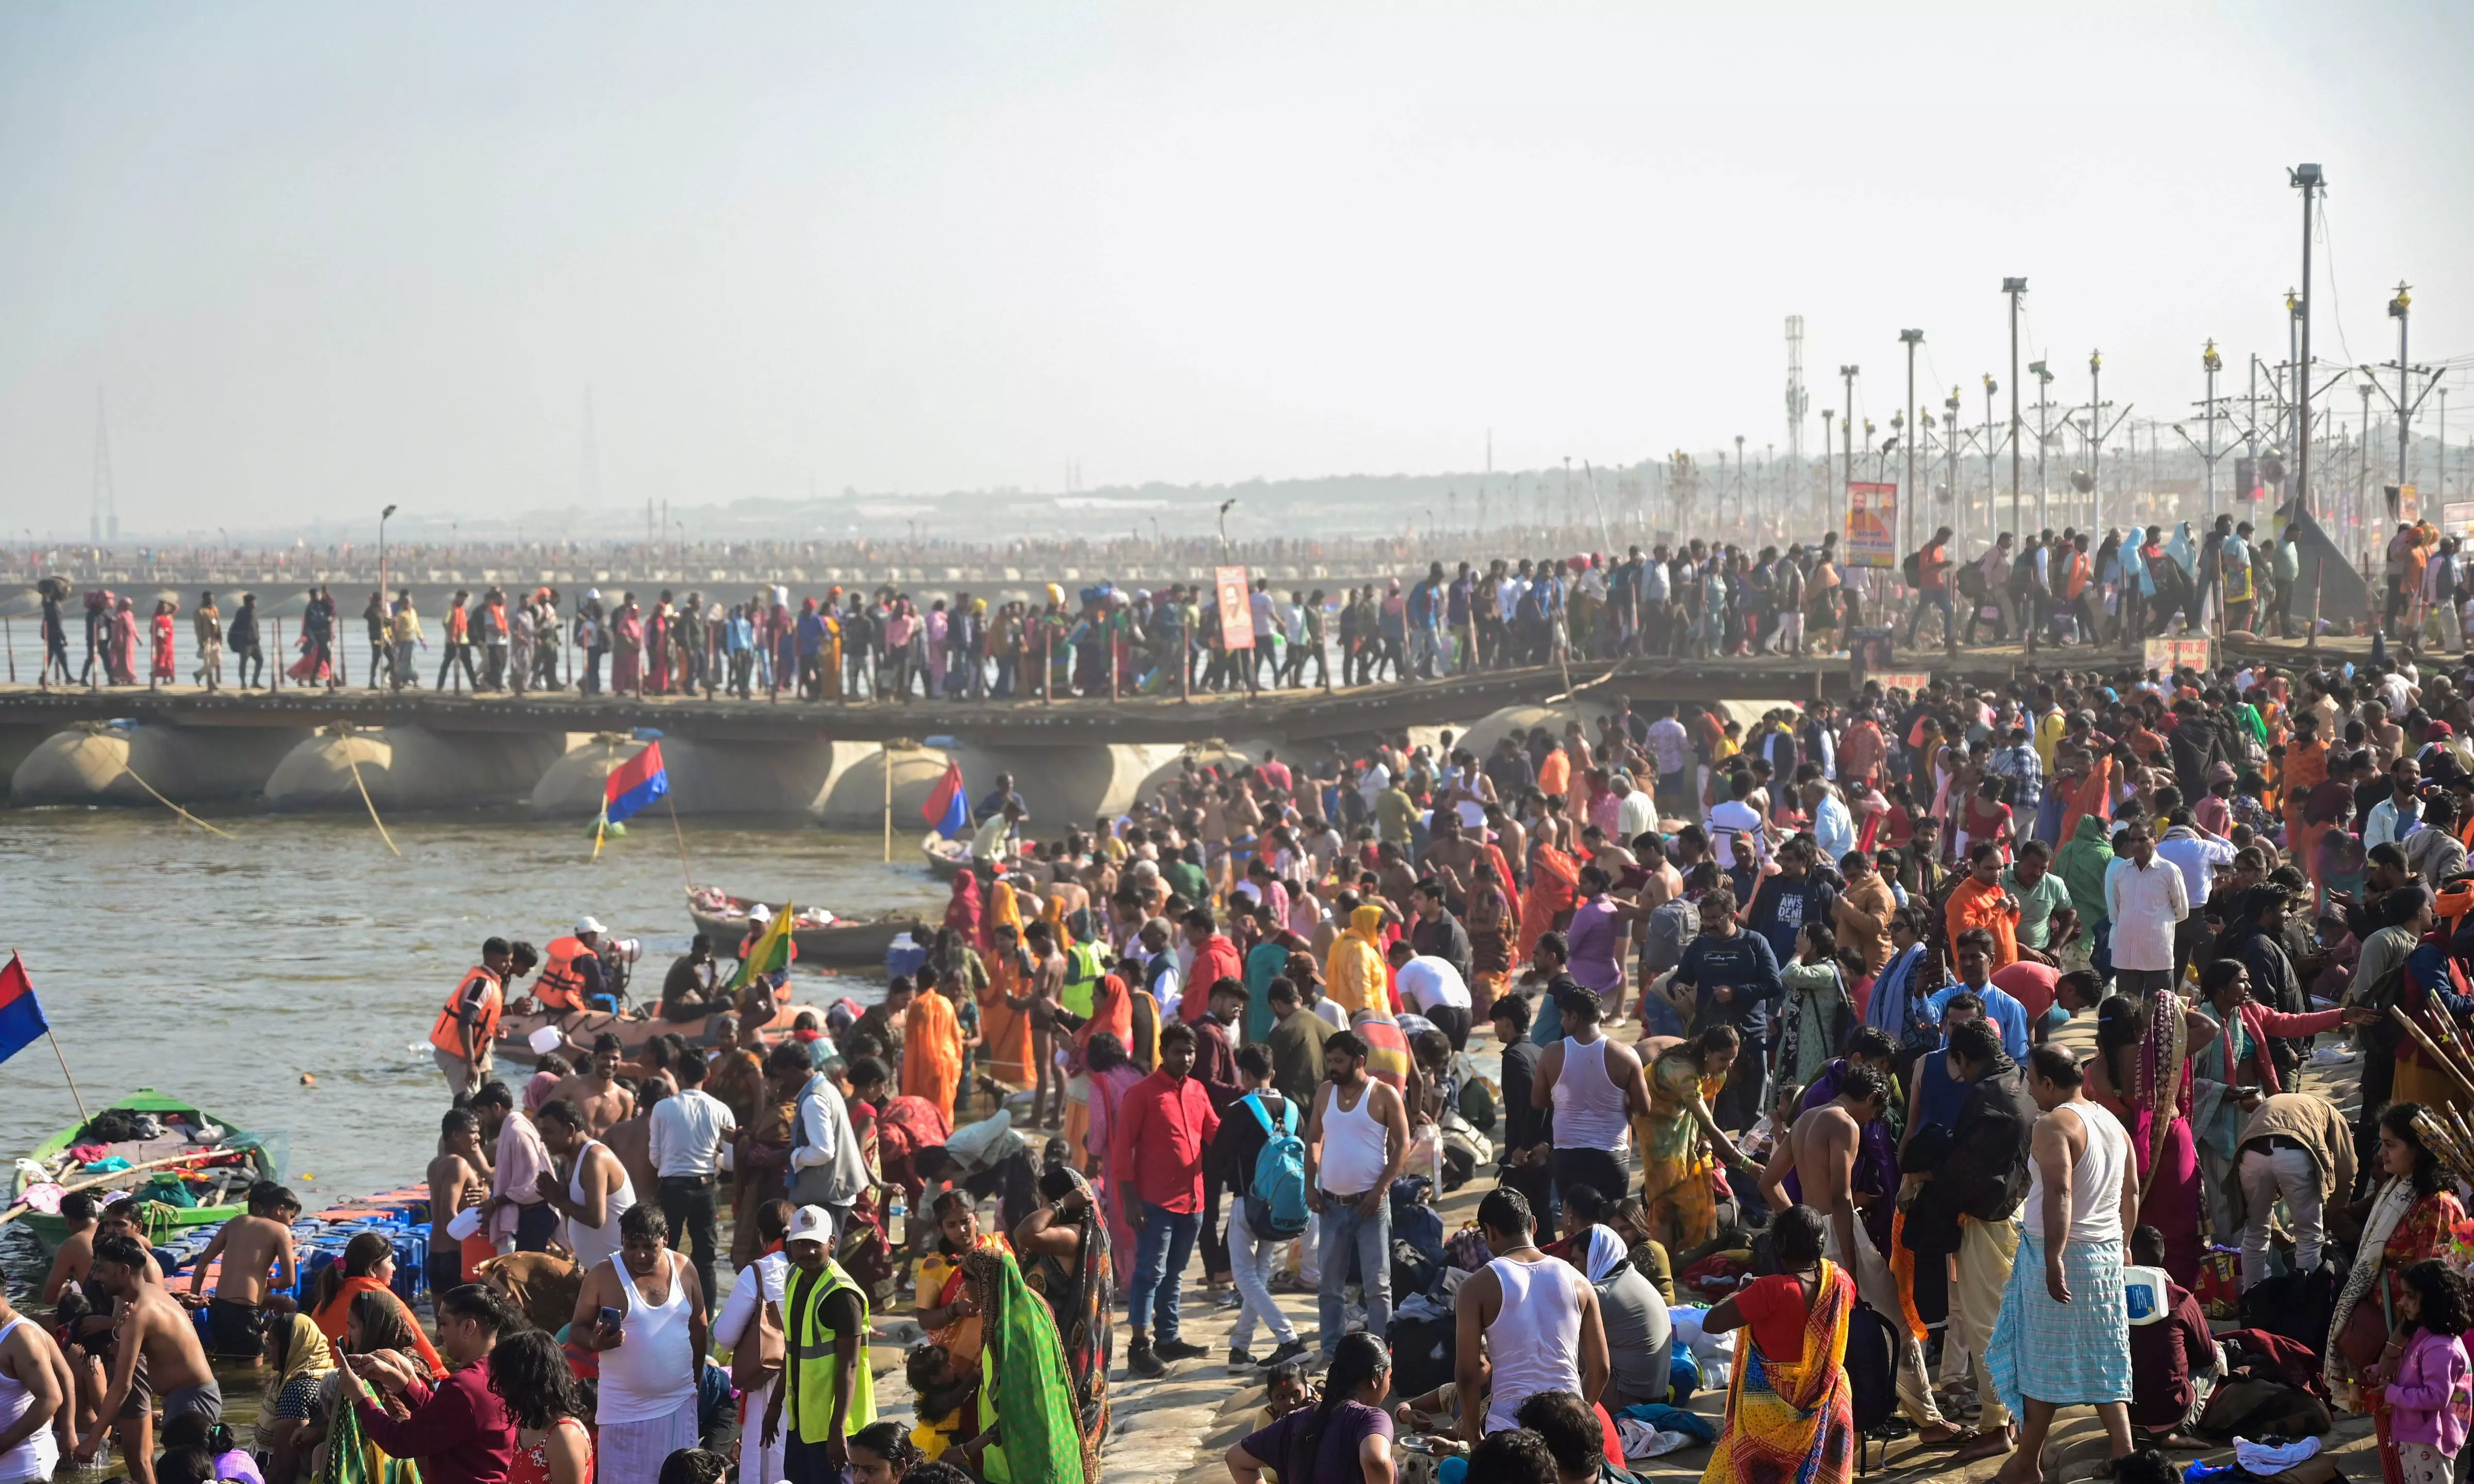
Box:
[2004,278,2026,538]
[2291,164,2324,519]
[1899,334,1922,557]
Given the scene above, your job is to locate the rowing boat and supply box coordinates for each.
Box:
[687,889,927,968]
[921,830,972,880]
[11,1089,284,1251]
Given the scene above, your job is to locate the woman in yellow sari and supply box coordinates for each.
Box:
[1637,1028,1749,1257]
[1323,904,1389,1016]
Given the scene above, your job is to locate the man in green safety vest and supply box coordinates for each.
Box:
[761,1204,874,1483]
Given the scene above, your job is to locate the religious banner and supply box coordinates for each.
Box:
[1215,565,1255,649]
[2143,637,2212,674]
[1844,482,1897,568]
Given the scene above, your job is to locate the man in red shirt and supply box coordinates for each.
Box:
[1112,1021,1221,1376]
[1903,525,1957,653]
[1181,908,1245,1023]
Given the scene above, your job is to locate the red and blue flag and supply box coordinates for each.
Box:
[922,758,968,839]
[0,953,49,1068]
[604,741,670,826]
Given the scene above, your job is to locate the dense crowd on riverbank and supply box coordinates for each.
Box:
[24,632,2474,1484]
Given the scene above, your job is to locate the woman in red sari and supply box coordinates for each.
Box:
[945,870,986,952]
[149,599,177,686]
[1079,1033,1144,1261]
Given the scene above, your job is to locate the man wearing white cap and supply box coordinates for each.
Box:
[761,1204,876,1484]
[777,1043,868,1248]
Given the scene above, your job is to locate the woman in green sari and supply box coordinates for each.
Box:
[950,1242,1093,1484]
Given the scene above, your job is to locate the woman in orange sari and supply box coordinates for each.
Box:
[904,967,965,1122]
[1518,842,1582,964]
[979,921,1038,1091]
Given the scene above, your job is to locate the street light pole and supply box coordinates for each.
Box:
[2004,278,2027,537]
[2031,360,2053,530]
[2088,350,2104,532]
[1898,333,1922,558]
[2203,342,2222,517]
[2390,283,2413,492]
[1839,364,1859,533]
[2291,163,2325,519]
[1983,375,1999,542]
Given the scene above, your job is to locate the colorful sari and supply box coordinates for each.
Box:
[1519,844,1582,962]
[946,872,986,951]
[1701,1264,1857,1484]
[1083,1063,1144,1257]
[963,1245,1091,1484]
[1640,1053,1726,1255]
[2129,987,2203,1284]
[312,1277,444,1378]
[902,988,964,1122]
[916,1230,1010,1368]
[325,1368,423,1484]
[979,950,1036,1090]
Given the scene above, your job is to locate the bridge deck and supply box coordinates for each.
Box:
[0,640,2145,744]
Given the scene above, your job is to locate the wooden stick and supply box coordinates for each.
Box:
[2416,1006,2474,1092]
[2391,1007,2474,1104]
[46,1032,89,1129]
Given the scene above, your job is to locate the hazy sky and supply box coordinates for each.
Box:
[3,2,2469,538]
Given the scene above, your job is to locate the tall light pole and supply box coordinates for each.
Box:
[1822,408,1837,531]
[1839,364,1859,528]
[1983,375,1999,541]
[2004,278,2027,536]
[2291,163,2324,518]
[378,503,398,609]
[2203,342,2222,516]
[2031,360,2053,530]
[2088,350,2105,531]
[1944,387,1962,543]
[1899,332,1923,556]
[2389,283,2413,492]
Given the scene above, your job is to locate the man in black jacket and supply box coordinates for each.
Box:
[1907,1019,2036,1456]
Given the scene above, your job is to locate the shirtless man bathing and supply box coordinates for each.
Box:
[185,1182,299,1361]
[1763,1063,1960,1445]
[77,1234,222,1484]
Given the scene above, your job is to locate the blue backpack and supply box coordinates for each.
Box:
[1242,1093,1310,1239]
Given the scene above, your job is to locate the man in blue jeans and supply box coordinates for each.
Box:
[1110,1021,1220,1377]
[1303,1030,1412,1359]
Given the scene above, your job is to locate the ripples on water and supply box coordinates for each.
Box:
[0,809,941,1200]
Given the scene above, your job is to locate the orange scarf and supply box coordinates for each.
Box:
[901,988,964,1122]
[313,1276,446,1378]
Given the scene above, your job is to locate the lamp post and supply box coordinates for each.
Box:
[1983,375,2000,544]
[2203,342,2222,516]
[2088,350,2105,531]
[2291,163,2325,519]
[2003,278,2027,536]
[1944,387,1962,543]
[1840,364,1859,531]
[2031,360,2053,529]
[2389,282,2413,492]
[1899,333,1923,558]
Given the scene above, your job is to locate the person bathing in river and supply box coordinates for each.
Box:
[186,1182,299,1362]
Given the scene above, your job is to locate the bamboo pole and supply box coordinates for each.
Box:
[2391,1007,2474,1104]
[0,1148,250,1229]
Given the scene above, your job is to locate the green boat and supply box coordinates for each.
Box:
[11,1089,285,1253]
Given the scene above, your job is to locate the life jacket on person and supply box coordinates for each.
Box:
[428,966,505,1057]
[1061,940,1106,1020]
[533,936,598,1013]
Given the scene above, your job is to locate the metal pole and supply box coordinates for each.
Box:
[2393,284,2413,491]
[2089,351,2103,535]
[1985,377,1998,539]
[2205,344,2220,517]
[2293,164,2323,519]
[1841,365,1858,531]
[1899,334,1921,559]
[2005,279,2026,537]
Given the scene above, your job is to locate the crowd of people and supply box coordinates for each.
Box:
[30,627,2474,1484]
[38,509,2431,701]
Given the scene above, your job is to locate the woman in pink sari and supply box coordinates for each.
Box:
[612,602,643,694]
[110,597,140,683]
[643,603,669,695]
[1080,1031,1144,1265]
[926,602,949,698]
[2086,986,2220,1285]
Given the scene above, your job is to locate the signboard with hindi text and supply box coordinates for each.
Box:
[2143,637,2212,674]
[1215,565,1255,649]
[1845,482,1897,569]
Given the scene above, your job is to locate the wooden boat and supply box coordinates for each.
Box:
[491,994,829,1069]
[921,830,972,880]
[12,1089,284,1252]
[687,889,928,968]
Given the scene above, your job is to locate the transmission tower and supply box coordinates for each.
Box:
[1784,317,1809,522]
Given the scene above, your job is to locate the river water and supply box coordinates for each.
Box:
[0,810,943,1199]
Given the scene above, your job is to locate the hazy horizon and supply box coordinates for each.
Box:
[4,2,2471,540]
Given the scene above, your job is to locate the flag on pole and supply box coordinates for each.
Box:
[728,903,797,993]
[604,742,671,826]
[922,759,969,839]
[0,953,51,1068]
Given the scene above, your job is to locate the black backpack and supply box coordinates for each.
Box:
[1901,549,1924,586]
[1844,1298,1898,1434]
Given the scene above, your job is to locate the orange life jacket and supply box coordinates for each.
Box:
[2063,551,2092,600]
[534,936,594,1012]
[428,966,505,1056]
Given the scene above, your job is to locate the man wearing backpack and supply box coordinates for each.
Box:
[1902,525,1957,653]
[1209,1043,1311,1372]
